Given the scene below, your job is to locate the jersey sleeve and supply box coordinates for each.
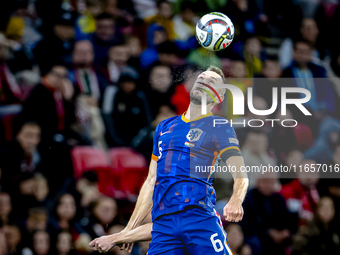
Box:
[213,120,242,162]
[151,121,162,161]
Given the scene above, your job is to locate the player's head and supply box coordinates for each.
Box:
[190,65,226,105]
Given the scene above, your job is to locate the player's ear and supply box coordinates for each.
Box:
[219,94,225,103]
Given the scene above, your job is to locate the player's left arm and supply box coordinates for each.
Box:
[215,122,249,222]
[224,155,248,222]
[89,223,153,253]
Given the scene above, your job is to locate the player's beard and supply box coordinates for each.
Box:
[190,90,215,105]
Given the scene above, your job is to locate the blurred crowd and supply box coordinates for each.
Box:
[1,0,340,254]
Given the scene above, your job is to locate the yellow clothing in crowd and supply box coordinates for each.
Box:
[144,15,174,40]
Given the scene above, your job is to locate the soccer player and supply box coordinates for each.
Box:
[90,65,249,254]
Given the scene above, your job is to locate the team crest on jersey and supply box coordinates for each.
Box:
[186,128,203,142]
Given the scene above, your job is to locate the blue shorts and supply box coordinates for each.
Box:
[148,207,233,255]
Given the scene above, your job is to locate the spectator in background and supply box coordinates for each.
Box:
[126,36,142,73]
[15,70,40,102]
[223,60,249,120]
[318,145,340,219]
[140,24,167,70]
[304,117,340,164]
[0,33,23,109]
[32,174,50,206]
[243,37,263,78]
[156,41,180,67]
[225,224,252,255]
[280,18,324,69]
[222,0,259,44]
[3,224,23,255]
[327,50,340,98]
[257,0,302,39]
[74,94,108,149]
[144,0,174,40]
[281,160,320,230]
[300,19,325,61]
[49,193,91,251]
[75,0,102,41]
[282,40,337,115]
[4,3,39,73]
[19,64,75,148]
[0,193,12,227]
[291,196,340,255]
[0,121,41,194]
[104,43,131,84]
[173,1,198,42]
[102,73,152,147]
[232,97,269,133]
[56,231,73,255]
[33,10,76,70]
[240,172,291,255]
[70,40,107,101]
[74,171,101,209]
[269,109,298,164]
[86,197,118,238]
[253,57,284,107]
[146,65,173,117]
[24,207,49,240]
[0,224,6,255]
[148,40,181,84]
[12,174,38,220]
[241,130,276,189]
[131,104,176,159]
[172,1,198,53]
[69,41,108,148]
[91,13,123,66]
[31,230,50,255]
[279,149,304,185]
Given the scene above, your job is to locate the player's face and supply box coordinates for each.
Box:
[190,71,223,105]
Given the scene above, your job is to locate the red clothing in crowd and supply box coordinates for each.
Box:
[0,62,22,104]
[280,179,319,225]
[170,84,190,115]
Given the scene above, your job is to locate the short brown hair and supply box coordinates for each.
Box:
[206,65,226,83]
[206,65,227,95]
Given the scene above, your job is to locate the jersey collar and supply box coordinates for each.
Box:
[181,111,213,123]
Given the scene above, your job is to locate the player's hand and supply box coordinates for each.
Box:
[89,235,116,253]
[120,243,134,253]
[223,197,244,222]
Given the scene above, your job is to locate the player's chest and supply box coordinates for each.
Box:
[159,122,215,150]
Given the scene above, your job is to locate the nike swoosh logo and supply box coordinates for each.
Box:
[160,131,170,136]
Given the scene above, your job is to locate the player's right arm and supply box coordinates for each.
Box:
[89,160,156,253]
[124,158,157,231]
[124,120,164,231]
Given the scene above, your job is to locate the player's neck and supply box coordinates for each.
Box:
[185,103,214,120]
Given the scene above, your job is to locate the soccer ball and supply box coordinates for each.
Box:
[195,12,234,51]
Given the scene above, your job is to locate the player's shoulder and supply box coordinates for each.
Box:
[156,115,180,131]
[210,115,233,129]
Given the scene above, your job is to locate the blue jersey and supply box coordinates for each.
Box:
[151,112,240,221]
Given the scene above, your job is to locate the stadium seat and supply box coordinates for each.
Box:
[71,146,125,198]
[71,146,110,178]
[2,113,19,141]
[109,148,148,201]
